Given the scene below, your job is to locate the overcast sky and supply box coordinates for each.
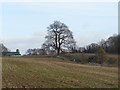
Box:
[1,2,118,54]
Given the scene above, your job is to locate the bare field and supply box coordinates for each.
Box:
[2,56,118,88]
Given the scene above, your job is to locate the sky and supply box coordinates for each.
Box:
[1,2,118,54]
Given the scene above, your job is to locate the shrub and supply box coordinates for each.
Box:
[95,46,108,64]
[87,56,97,63]
[107,58,118,65]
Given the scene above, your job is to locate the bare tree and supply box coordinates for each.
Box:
[42,21,76,55]
[0,44,9,52]
[25,48,47,55]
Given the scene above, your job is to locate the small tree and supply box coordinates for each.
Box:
[95,46,107,64]
[16,49,20,53]
[1,44,9,52]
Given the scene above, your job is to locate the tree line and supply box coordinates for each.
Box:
[1,21,119,55]
[78,34,119,54]
[25,21,119,55]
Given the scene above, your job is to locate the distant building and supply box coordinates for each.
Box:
[2,49,21,56]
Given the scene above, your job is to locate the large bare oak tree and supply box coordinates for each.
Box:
[42,21,76,55]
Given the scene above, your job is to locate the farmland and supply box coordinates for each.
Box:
[2,54,118,88]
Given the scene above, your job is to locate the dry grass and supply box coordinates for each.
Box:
[2,55,118,88]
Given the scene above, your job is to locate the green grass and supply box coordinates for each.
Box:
[2,55,118,88]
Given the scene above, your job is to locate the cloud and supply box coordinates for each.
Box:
[2,31,47,54]
[74,31,111,47]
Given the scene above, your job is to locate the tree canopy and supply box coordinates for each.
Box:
[42,21,76,55]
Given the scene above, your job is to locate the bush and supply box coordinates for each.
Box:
[87,56,97,63]
[62,53,118,66]
[107,58,118,65]
[79,53,89,64]
[95,46,108,64]
[56,56,66,60]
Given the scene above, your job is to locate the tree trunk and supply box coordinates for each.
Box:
[57,48,60,55]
